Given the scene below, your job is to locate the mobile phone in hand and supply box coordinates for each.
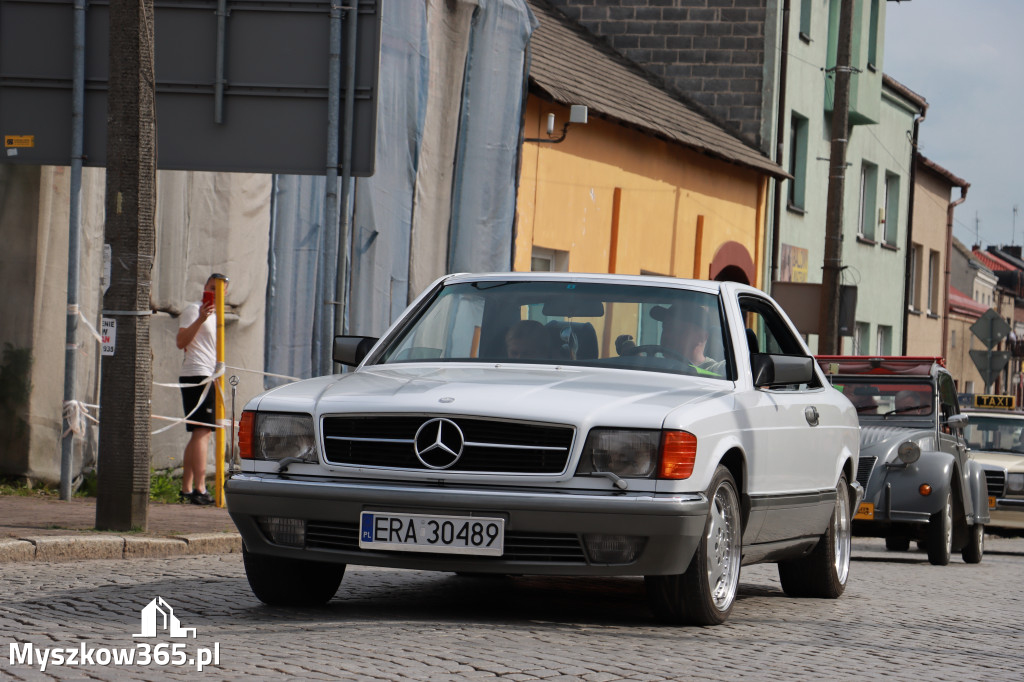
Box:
[202,290,215,309]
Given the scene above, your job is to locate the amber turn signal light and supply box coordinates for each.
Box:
[659,431,697,479]
[919,483,932,496]
[238,411,255,459]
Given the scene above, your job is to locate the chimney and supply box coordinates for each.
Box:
[1004,245,1023,260]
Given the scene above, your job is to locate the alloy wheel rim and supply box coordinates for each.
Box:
[706,482,740,610]
[832,483,851,584]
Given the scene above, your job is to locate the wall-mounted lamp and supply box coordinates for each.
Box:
[525,104,588,143]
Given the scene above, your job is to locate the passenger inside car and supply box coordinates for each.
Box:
[894,389,930,415]
[505,319,559,360]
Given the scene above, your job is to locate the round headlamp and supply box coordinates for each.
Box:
[897,441,921,464]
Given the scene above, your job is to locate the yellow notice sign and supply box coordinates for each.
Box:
[4,135,34,148]
[973,394,1016,410]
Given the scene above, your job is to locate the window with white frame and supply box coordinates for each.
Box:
[909,243,922,311]
[531,247,569,272]
[876,325,892,355]
[859,162,879,240]
[799,0,812,39]
[789,112,809,210]
[853,322,870,354]
[927,250,940,314]
[883,172,899,246]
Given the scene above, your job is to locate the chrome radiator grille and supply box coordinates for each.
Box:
[321,415,575,474]
[856,456,877,488]
[305,521,587,563]
[984,469,1006,497]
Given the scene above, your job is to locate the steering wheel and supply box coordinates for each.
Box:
[630,344,686,363]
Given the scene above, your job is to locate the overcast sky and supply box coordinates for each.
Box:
[884,1,1024,250]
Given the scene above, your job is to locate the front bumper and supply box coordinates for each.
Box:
[225,474,710,576]
[988,499,1024,530]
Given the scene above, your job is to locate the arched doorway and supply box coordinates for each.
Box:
[709,241,755,285]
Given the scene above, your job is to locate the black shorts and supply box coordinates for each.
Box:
[179,375,216,432]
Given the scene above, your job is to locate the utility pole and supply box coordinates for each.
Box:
[95,0,157,531]
[818,0,854,355]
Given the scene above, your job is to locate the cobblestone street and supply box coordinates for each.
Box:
[2,537,1023,680]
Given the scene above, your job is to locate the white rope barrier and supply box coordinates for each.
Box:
[224,364,301,382]
[61,400,100,439]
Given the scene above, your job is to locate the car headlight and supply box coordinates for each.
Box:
[579,429,660,478]
[239,411,317,463]
[577,429,697,480]
[1008,473,1024,494]
[897,441,921,464]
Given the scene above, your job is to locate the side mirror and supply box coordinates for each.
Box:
[945,413,968,430]
[333,335,378,367]
[751,354,814,388]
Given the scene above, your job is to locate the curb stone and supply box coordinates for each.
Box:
[0,533,243,563]
[124,536,190,559]
[32,535,124,562]
[173,533,243,555]
[0,539,35,562]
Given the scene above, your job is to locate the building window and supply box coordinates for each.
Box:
[531,247,569,272]
[876,325,892,355]
[883,172,899,246]
[853,322,870,354]
[927,250,940,314]
[867,0,880,70]
[951,329,956,348]
[858,162,878,240]
[799,0,812,40]
[788,112,809,210]
[908,243,922,311]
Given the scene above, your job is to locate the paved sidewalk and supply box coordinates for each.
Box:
[0,494,241,563]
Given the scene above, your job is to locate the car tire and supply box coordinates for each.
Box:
[961,523,984,564]
[645,465,742,626]
[242,545,345,606]
[926,490,953,566]
[778,474,852,599]
[885,536,910,552]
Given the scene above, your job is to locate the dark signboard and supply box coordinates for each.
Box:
[0,0,380,175]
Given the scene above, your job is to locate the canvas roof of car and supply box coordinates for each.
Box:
[815,356,943,376]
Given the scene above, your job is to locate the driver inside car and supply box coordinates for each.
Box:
[650,299,726,377]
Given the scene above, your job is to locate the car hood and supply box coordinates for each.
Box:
[250,363,733,430]
[969,450,1024,473]
[859,425,936,457]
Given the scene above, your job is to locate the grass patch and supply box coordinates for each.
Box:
[1,470,210,504]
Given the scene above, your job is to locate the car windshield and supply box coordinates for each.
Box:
[963,415,1024,455]
[377,280,732,379]
[833,378,934,420]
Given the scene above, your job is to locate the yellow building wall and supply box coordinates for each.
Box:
[515,98,767,284]
[906,166,952,358]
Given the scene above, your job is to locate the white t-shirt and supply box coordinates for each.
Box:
[179,302,217,376]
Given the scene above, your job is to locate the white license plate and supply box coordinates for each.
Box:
[358,512,504,556]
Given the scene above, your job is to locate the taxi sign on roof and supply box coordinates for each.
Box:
[972,394,1016,410]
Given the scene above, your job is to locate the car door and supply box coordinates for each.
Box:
[734,295,840,542]
[938,371,974,516]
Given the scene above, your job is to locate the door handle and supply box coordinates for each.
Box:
[804,406,820,427]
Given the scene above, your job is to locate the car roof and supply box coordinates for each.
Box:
[440,272,776,300]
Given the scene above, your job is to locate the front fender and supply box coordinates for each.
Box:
[873,450,954,518]
[966,458,991,524]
